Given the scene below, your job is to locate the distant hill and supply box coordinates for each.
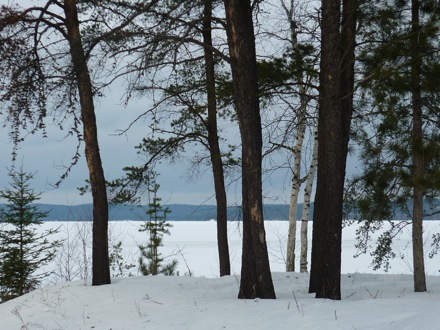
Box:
[1,200,440,221]
[0,203,299,221]
[32,203,298,221]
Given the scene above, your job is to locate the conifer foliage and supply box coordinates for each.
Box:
[138,183,177,276]
[347,0,440,292]
[0,168,60,302]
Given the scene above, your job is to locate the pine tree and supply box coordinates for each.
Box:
[138,183,177,276]
[308,0,357,300]
[348,0,440,292]
[0,168,60,302]
[223,0,276,300]
[1,1,112,286]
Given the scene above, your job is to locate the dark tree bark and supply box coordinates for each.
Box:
[309,0,356,300]
[202,0,231,277]
[411,0,426,293]
[64,0,111,286]
[223,0,276,299]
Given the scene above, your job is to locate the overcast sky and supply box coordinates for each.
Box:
[0,1,218,205]
[0,0,302,207]
[0,79,294,206]
[0,83,254,206]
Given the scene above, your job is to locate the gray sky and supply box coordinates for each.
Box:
[1,85,248,206]
[0,1,297,207]
[0,0,330,207]
[0,1,237,205]
[0,80,294,206]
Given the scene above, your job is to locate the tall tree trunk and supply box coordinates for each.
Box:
[286,194,297,272]
[411,0,426,293]
[223,0,276,299]
[309,0,356,300]
[282,0,314,272]
[286,91,307,272]
[340,0,357,140]
[203,0,231,277]
[64,0,110,286]
[285,119,303,272]
[300,129,318,273]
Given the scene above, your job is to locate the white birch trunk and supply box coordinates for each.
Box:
[283,0,309,272]
[286,173,300,271]
[286,91,308,271]
[300,129,318,273]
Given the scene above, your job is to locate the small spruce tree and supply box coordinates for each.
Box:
[0,168,60,302]
[138,183,177,276]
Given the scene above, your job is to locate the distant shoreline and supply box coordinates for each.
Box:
[1,202,438,221]
[29,203,294,221]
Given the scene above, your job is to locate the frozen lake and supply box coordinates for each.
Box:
[41,220,440,281]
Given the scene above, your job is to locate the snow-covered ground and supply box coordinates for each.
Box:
[0,220,439,329]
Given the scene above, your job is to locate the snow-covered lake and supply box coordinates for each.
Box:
[43,220,440,281]
[2,220,439,330]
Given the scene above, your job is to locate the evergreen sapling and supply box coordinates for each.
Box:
[138,183,177,276]
[0,168,61,302]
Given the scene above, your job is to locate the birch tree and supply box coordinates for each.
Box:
[278,0,320,273]
[300,130,318,273]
